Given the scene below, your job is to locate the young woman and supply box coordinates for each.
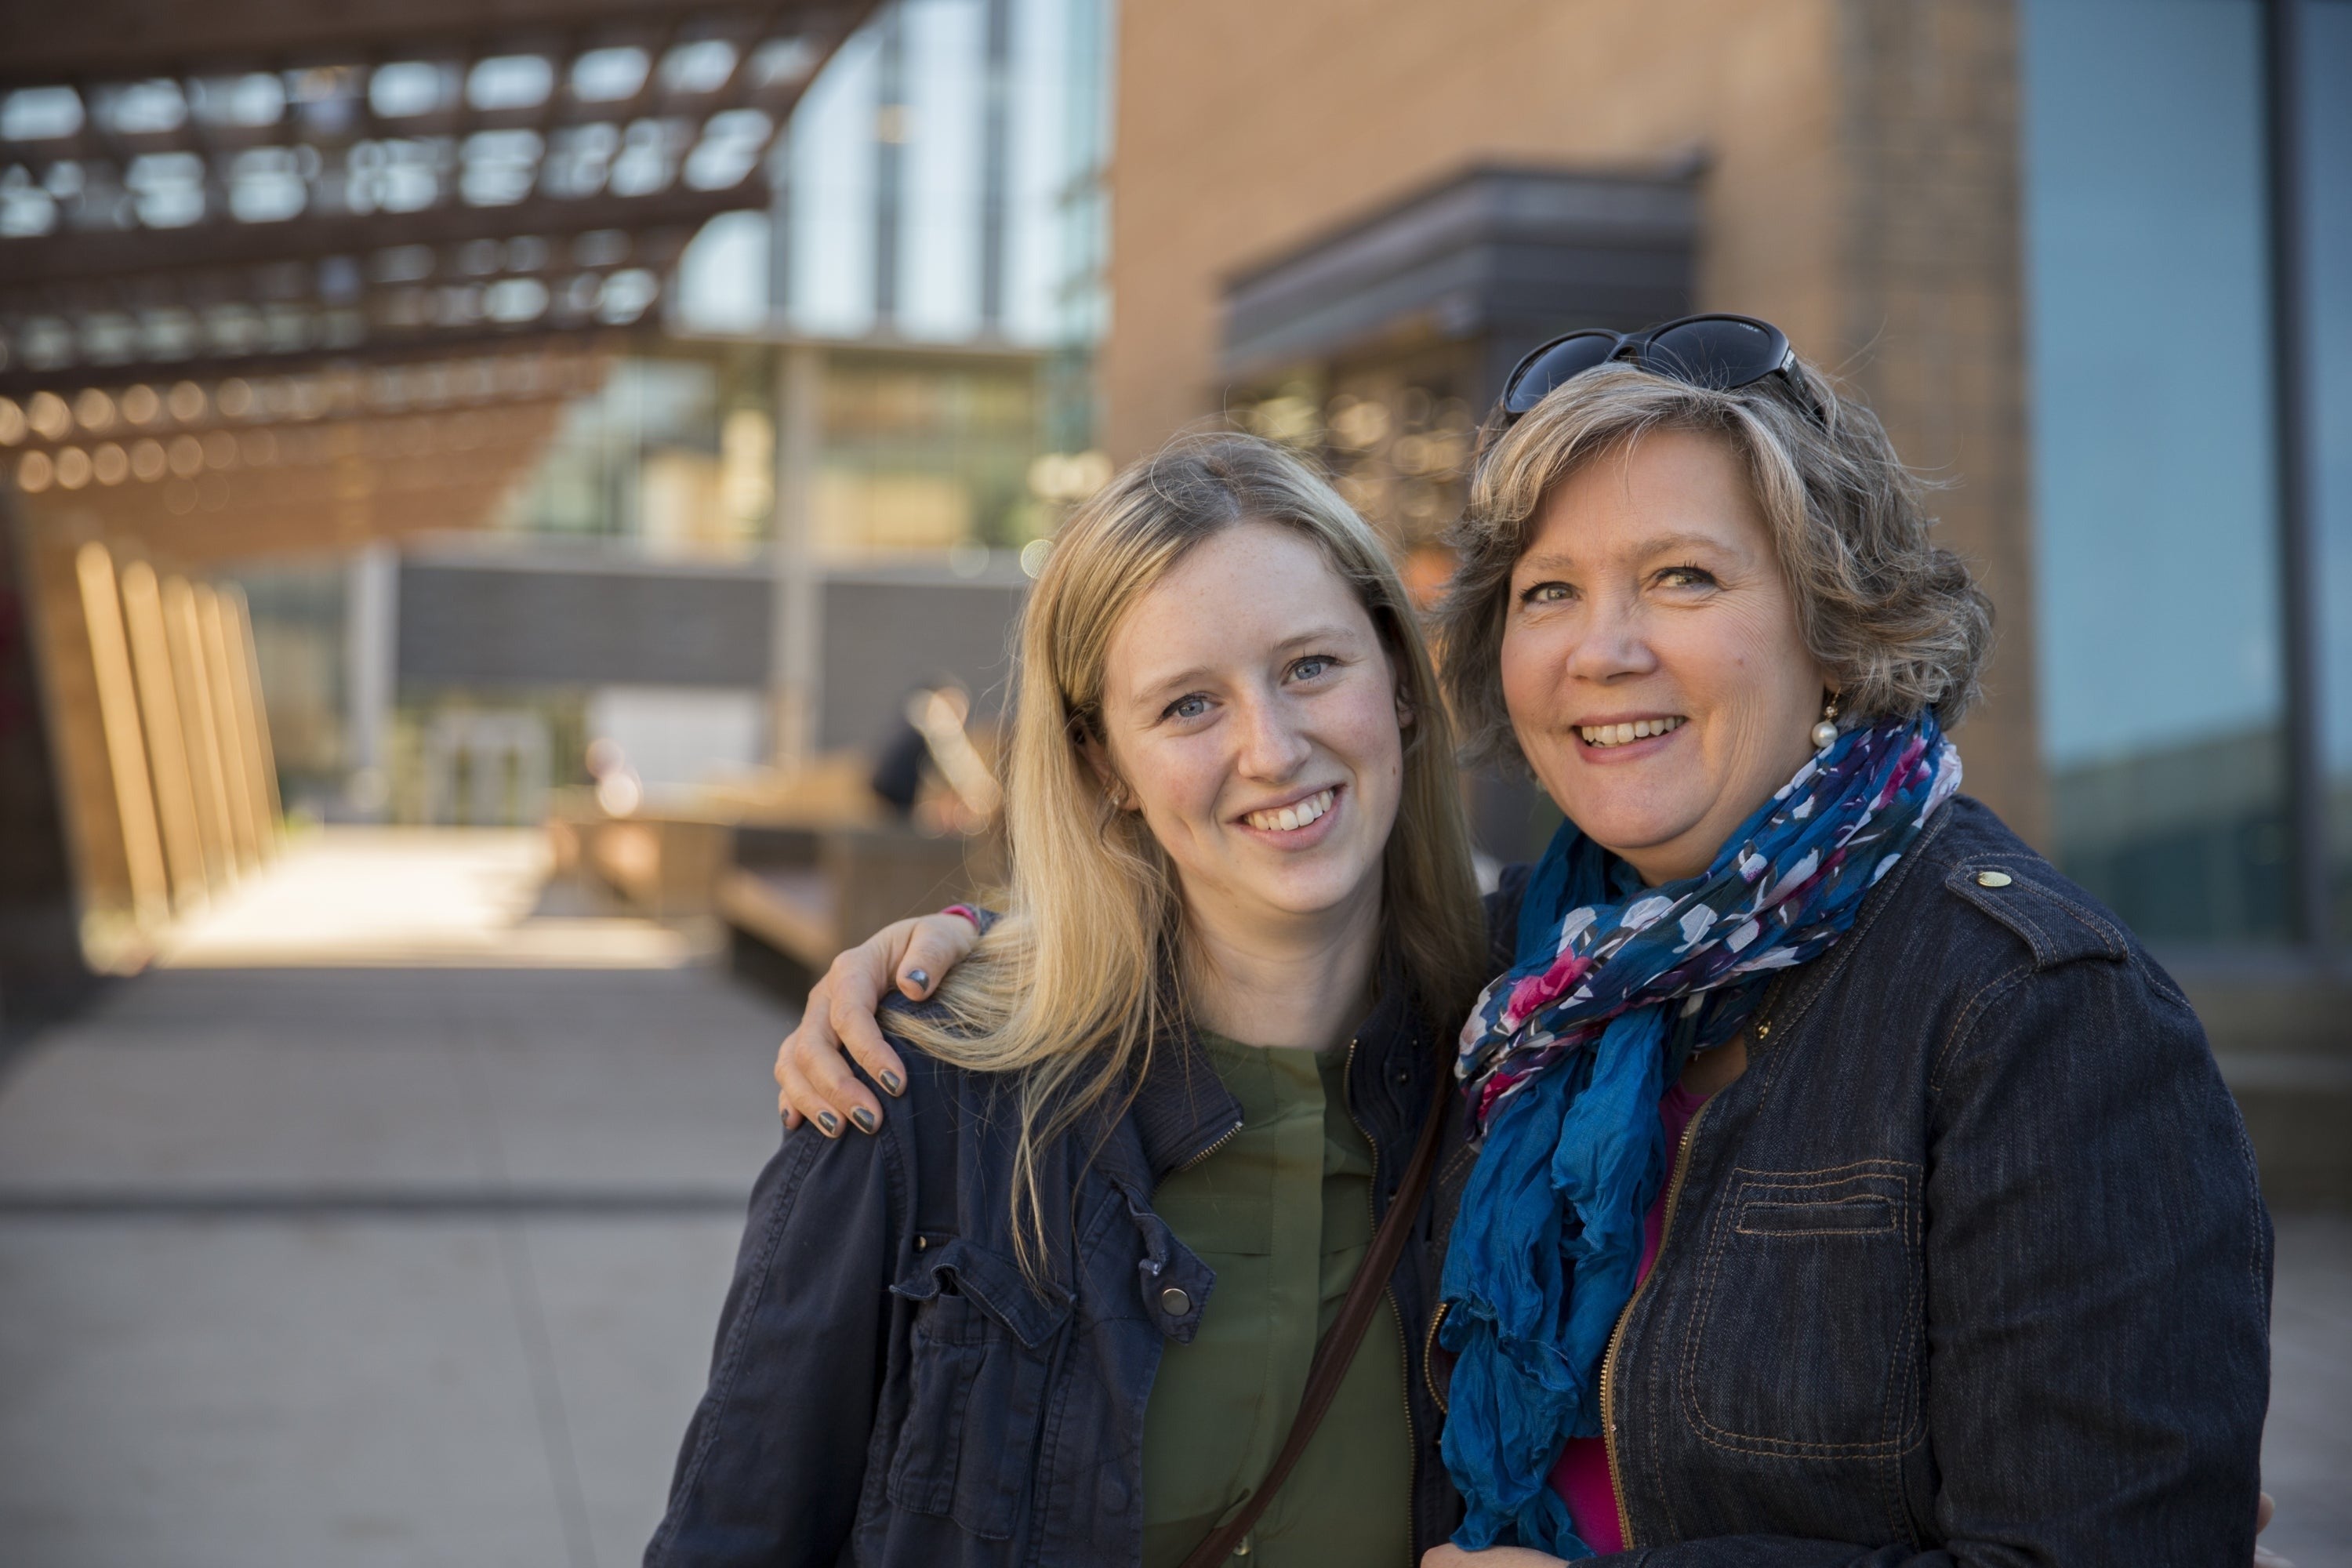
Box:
[771,318,2276,1564]
[646,434,1489,1566]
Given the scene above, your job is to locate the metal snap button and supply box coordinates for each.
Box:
[1975,870,2013,888]
[1160,1286,1192,1316]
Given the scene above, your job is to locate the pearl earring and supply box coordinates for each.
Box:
[1810,694,1842,752]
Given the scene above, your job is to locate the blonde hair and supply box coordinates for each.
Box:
[1436,361,1994,772]
[898,433,1486,1277]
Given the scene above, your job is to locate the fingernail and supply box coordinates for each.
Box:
[851,1107,878,1134]
[880,1069,904,1097]
[906,968,930,990]
[816,1111,840,1137]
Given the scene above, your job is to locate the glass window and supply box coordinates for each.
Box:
[2305,0,2352,942]
[2020,0,2291,942]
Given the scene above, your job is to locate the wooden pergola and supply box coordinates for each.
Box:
[0,0,872,389]
[0,0,877,966]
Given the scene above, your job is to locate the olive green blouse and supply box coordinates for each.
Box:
[1138,1028,1414,1567]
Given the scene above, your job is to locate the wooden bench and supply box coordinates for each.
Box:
[718,823,1000,971]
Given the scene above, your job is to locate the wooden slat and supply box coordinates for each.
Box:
[16,531,132,952]
[0,0,857,89]
[159,574,236,891]
[0,183,757,292]
[0,336,619,404]
[223,586,283,837]
[115,557,208,909]
[194,584,263,869]
[67,540,168,919]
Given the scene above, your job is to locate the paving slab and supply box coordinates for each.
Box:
[0,1218,572,1568]
[2262,1215,2352,1568]
[0,967,792,1200]
[523,1218,751,1567]
[0,928,795,1566]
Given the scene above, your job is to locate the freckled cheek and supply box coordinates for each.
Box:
[1127,744,1225,843]
[1498,629,1561,724]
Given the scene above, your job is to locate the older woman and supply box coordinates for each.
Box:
[773,316,2272,1564]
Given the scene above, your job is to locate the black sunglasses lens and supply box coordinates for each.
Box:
[1504,332,1619,414]
[1645,318,1784,390]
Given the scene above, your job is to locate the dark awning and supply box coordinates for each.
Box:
[1220,162,1700,401]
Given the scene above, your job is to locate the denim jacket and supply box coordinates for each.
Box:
[1432,794,2274,1565]
[645,968,1462,1566]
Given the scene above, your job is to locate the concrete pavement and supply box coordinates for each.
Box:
[0,831,2342,1566]
[0,959,789,1568]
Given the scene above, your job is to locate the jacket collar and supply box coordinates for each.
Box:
[1123,953,1429,1184]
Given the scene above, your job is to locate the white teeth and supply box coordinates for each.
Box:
[1247,788,1334,833]
[1580,717,1684,748]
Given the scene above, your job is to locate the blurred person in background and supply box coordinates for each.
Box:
[775,318,2276,1564]
[647,434,1490,1566]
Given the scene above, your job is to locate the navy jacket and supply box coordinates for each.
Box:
[1431,796,2274,1564]
[646,969,1461,1566]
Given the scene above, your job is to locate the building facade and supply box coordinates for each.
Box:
[1099,0,2350,1197]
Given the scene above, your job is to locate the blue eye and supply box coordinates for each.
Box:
[1291,655,1333,681]
[1165,694,1210,720]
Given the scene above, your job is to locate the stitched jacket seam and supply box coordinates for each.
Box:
[1929,963,2033,1097]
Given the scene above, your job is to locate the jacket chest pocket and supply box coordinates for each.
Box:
[887,1240,1069,1540]
[1676,1164,1924,1458]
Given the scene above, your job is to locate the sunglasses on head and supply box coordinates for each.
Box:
[1497,312,1824,426]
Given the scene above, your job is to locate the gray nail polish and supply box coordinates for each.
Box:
[851,1107,878,1134]
[816,1110,840,1136]
[907,968,930,989]
[880,1070,904,1097]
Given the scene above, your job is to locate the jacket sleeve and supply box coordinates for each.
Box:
[1594,949,2274,1568]
[644,1111,909,1567]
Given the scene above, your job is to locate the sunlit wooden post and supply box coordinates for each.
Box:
[224,587,282,849]
[161,575,238,890]
[117,559,208,910]
[70,543,170,924]
[194,584,262,869]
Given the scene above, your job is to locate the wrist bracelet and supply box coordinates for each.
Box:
[941,904,982,929]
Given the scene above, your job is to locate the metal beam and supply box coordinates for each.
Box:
[0,327,636,401]
[2263,0,2329,948]
[0,182,758,292]
[0,0,861,90]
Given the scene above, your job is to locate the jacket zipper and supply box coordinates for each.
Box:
[1422,1298,1450,1412]
[1599,1090,1712,1550]
[1342,1034,1421,1561]
[1169,1116,1243,1179]
[1599,982,1787,1546]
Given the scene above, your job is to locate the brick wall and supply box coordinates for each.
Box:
[1102,0,2046,840]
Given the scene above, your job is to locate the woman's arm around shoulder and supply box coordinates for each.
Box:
[646,1060,919,1567]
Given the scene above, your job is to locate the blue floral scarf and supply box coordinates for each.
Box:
[1438,711,1963,1555]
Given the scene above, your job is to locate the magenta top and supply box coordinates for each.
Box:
[1547,1080,1715,1553]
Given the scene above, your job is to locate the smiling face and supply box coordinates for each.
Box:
[1091,521,1406,946]
[1500,426,1831,885]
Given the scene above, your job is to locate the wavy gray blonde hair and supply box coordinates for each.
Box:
[1433,359,1994,771]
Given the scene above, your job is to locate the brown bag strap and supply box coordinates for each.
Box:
[1178,1073,1454,1568]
